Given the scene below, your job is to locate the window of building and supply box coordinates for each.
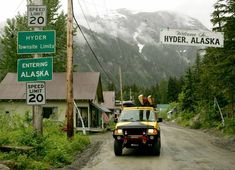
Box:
[76,107,88,127]
[43,107,58,119]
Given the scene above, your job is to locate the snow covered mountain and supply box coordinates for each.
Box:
[74,9,208,87]
[0,9,208,88]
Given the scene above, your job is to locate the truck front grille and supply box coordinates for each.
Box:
[123,128,147,135]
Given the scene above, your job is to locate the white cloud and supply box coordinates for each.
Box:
[0,0,217,29]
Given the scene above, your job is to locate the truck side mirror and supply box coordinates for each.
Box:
[157,118,163,122]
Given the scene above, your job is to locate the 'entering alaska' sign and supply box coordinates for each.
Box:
[17,57,53,82]
[160,29,224,48]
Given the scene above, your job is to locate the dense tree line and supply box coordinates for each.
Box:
[176,0,235,131]
[114,78,181,105]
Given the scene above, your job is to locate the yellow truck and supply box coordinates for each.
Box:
[113,105,162,156]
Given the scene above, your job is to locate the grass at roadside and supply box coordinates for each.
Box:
[161,106,235,137]
[0,114,90,169]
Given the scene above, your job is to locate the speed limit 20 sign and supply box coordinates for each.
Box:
[27,5,47,27]
[26,82,46,105]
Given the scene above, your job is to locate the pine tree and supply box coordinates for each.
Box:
[181,68,195,112]
[167,77,182,103]
[208,0,235,110]
[0,15,28,78]
[186,0,235,124]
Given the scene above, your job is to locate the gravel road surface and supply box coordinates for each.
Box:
[60,123,235,170]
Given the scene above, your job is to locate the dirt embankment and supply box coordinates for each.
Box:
[202,128,235,152]
[56,132,108,170]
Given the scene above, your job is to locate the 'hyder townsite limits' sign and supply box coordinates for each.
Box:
[17,30,56,54]
[17,57,53,82]
[160,29,224,48]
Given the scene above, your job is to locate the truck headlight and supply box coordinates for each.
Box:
[147,129,157,135]
[114,129,123,135]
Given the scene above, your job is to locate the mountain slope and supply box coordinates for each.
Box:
[74,9,208,88]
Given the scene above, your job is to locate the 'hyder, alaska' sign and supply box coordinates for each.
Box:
[160,29,224,48]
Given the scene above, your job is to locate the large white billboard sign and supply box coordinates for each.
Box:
[160,29,224,48]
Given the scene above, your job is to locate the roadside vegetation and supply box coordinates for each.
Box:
[165,0,235,136]
[0,113,90,169]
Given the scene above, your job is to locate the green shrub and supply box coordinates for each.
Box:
[71,134,90,151]
[106,121,116,130]
[0,135,10,145]
[223,118,235,134]
[0,113,90,169]
[44,148,72,167]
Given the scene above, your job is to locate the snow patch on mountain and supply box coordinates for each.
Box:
[133,30,144,53]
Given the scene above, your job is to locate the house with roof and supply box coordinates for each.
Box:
[100,91,116,124]
[0,72,111,130]
[102,91,116,113]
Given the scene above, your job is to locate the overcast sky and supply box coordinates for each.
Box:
[0,0,217,30]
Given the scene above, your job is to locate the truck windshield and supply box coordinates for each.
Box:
[119,109,156,122]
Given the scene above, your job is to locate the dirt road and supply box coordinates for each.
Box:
[62,123,235,170]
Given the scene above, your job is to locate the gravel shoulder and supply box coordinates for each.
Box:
[165,121,235,152]
[56,132,110,170]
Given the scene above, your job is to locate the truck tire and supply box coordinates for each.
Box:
[153,138,160,156]
[114,140,123,156]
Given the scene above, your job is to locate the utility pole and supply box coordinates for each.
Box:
[119,66,123,108]
[66,0,74,139]
[32,0,43,135]
[129,88,132,101]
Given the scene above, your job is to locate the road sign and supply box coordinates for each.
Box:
[160,29,224,48]
[17,57,53,82]
[27,5,47,27]
[17,30,56,54]
[26,82,46,105]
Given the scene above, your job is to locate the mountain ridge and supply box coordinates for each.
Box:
[74,9,207,87]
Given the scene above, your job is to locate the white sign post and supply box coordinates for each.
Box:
[26,82,46,105]
[27,5,47,27]
[160,29,224,48]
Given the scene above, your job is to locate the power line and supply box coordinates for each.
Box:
[77,0,100,48]
[16,0,25,11]
[82,0,120,61]
[80,0,123,62]
[71,0,115,84]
